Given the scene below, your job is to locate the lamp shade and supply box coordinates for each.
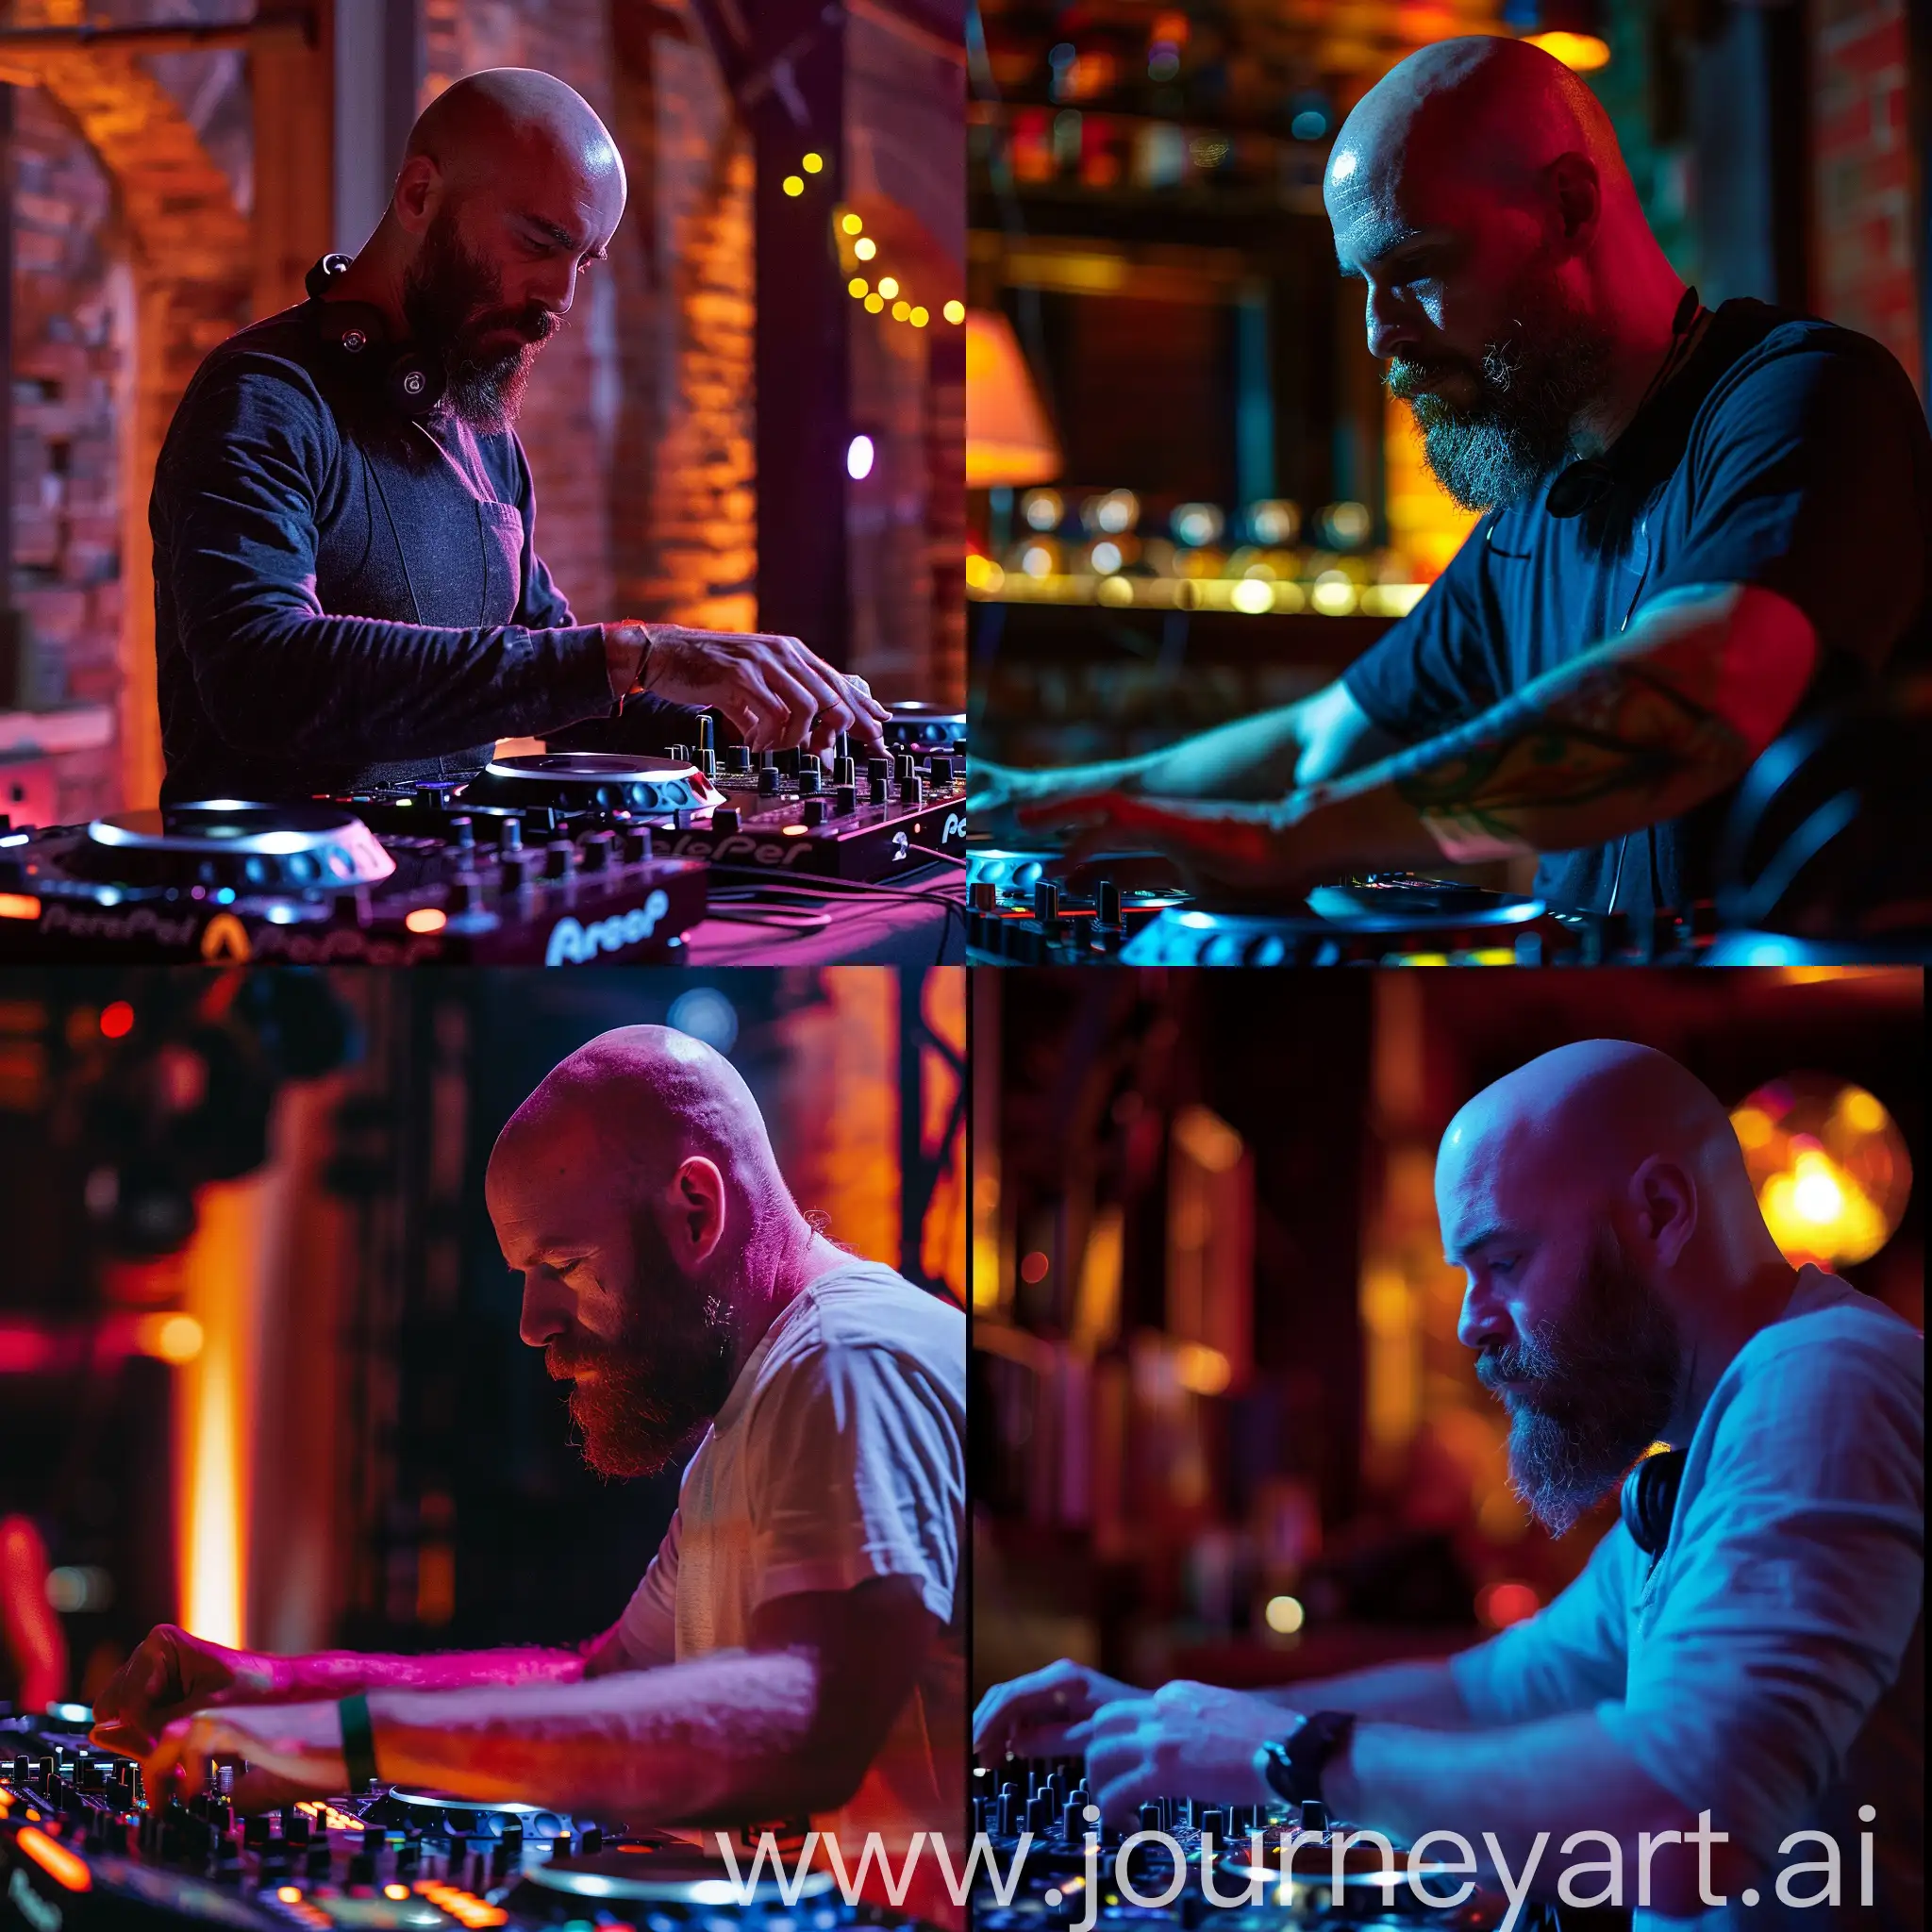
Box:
[966,308,1062,488]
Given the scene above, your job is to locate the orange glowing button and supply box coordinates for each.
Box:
[404,908,448,935]
[781,824,808,837]
[385,1886,410,1901]
[276,1886,303,1903]
[0,894,41,921]
[17,1825,92,1891]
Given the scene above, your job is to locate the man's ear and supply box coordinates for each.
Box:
[391,153,441,236]
[672,1156,727,1266]
[1628,1155,1697,1268]
[1548,150,1601,249]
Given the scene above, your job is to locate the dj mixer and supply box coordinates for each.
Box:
[1,1715,919,1932]
[970,1758,1541,1932]
[964,853,1722,967]
[0,718,967,967]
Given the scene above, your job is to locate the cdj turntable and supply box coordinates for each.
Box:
[970,1757,1550,1932]
[964,851,1721,967]
[1,1714,929,1932]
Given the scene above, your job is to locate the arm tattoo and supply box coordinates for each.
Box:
[1295,625,1751,853]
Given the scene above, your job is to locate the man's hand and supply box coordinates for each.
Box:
[973,1657,1140,1760]
[604,622,890,757]
[92,1624,283,1757]
[1067,1681,1296,1827]
[1025,791,1328,899]
[142,1701,346,1815]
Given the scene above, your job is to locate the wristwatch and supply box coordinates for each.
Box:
[1254,1710,1356,1808]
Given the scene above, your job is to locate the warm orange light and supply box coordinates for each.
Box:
[139,1311,206,1365]
[17,1825,92,1891]
[966,309,1061,488]
[781,824,808,837]
[0,893,41,920]
[1524,29,1609,68]
[385,1885,410,1901]
[277,1888,303,1904]
[404,908,447,935]
[100,1000,136,1040]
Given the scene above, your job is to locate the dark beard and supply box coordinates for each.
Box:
[545,1212,738,1480]
[400,208,558,433]
[1474,1225,1683,1537]
[1385,273,1615,511]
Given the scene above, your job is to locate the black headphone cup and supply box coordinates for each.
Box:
[304,257,443,422]
[386,355,445,420]
[1620,1447,1688,1557]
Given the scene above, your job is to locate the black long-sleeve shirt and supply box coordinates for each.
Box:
[151,303,691,804]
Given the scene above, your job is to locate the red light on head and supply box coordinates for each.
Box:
[100,1000,136,1040]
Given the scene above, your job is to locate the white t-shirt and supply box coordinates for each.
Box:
[609,1258,966,1856]
[1452,1267,1924,1932]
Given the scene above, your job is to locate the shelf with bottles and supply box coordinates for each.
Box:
[967,486,1432,617]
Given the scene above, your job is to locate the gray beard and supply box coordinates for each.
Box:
[1479,1231,1684,1536]
[1392,314,1616,512]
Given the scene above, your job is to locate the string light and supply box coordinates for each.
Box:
[891,299,910,321]
[782,175,805,196]
[802,151,824,173]
[943,300,965,324]
[841,212,863,234]
[864,292,885,313]
[910,306,929,326]
[854,237,877,260]
[830,208,964,332]
[878,276,900,299]
[848,276,868,297]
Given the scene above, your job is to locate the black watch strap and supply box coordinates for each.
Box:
[1259,1709,1356,1807]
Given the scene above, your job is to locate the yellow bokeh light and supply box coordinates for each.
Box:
[1174,1340,1231,1395]
[854,237,877,261]
[141,1311,206,1365]
[877,276,900,300]
[943,299,965,324]
[841,212,863,235]
[1733,1075,1910,1268]
[910,306,929,326]
[1524,29,1610,68]
[864,293,884,313]
[1263,1594,1306,1635]
[782,175,805,197]
[802,152,824,174]
[848,277,868,298]
[891,299,911,321]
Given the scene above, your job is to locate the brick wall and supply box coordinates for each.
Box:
[7,84,126,821]
[1812,0,1923,389]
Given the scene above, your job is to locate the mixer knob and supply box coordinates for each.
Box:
[1096,880,1123,929]
[997,1784,1020,1836]
[501,848,537,889]
[449,813,475,850]
[968,881,996,912]
[867,757,892,797]
[758,767,781,796]
[544,839,576,878]
[454,872,485,914]
[931,756,954,786]
[698,715,716,753]
[726,745,752,774]
[579,830,615,872]
[714,807,742,834]
[834,783,858,814]
[347,1849,376,1886]
[801,798,828,826]
[282,1807,310,1846]
[620,825,654,863]
[1299,1800,1327,1835]
[577,1826,603,1856]
[308,1843,333,1878]
[1033,880,1060,925]
[668,744,689,764]
[1025,1791,1055,1837]
[395,1842,421,1875]
[797,763,821,795]
[1199,1807,1224,1840]
[698,748,717,780]
[498,818,523,852]
[1060,1800,1087,1843]
[835,756,857,788]
[1139,1802,1161,1833]
[836,730,851,766]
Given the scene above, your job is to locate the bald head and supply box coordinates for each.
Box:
[1440,1042,1792,1533]
[1325,37,1686,511]
[405,68,625,205]
[487,1027,812,1480]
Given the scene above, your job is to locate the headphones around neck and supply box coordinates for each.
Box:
[1620,1446,1687,1559]
[305,253,446,421]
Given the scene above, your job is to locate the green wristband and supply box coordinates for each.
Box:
[339,1692,379,1793]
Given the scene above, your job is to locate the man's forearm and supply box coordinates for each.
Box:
[363,1649,838,1824]
[1254,1658,1476,1727]
[258,1647,588,1701]
[1291,586,1812,868]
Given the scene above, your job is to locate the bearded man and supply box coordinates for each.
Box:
[93,1028,965,1895]
[974,1041,1923,1931]
[969,35,1931,920]
[152,68,886,806]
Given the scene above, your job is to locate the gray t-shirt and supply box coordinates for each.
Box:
[1452,1267,1923,1932]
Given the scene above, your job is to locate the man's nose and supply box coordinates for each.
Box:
[519,1274,569,1348]
[1365,284,1423,363]
[1457,1282,1511,1353]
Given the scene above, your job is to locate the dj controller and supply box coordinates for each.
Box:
[970,1757,1548,1932]
[964,854,1726,968]
[2,1715,922,1932]
[0,713,966,967]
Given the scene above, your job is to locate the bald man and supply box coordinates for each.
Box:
[975,1042,1922,1929]
[152,68,887,807]
[973,36,1930,923]
[92,1028,965,1895]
